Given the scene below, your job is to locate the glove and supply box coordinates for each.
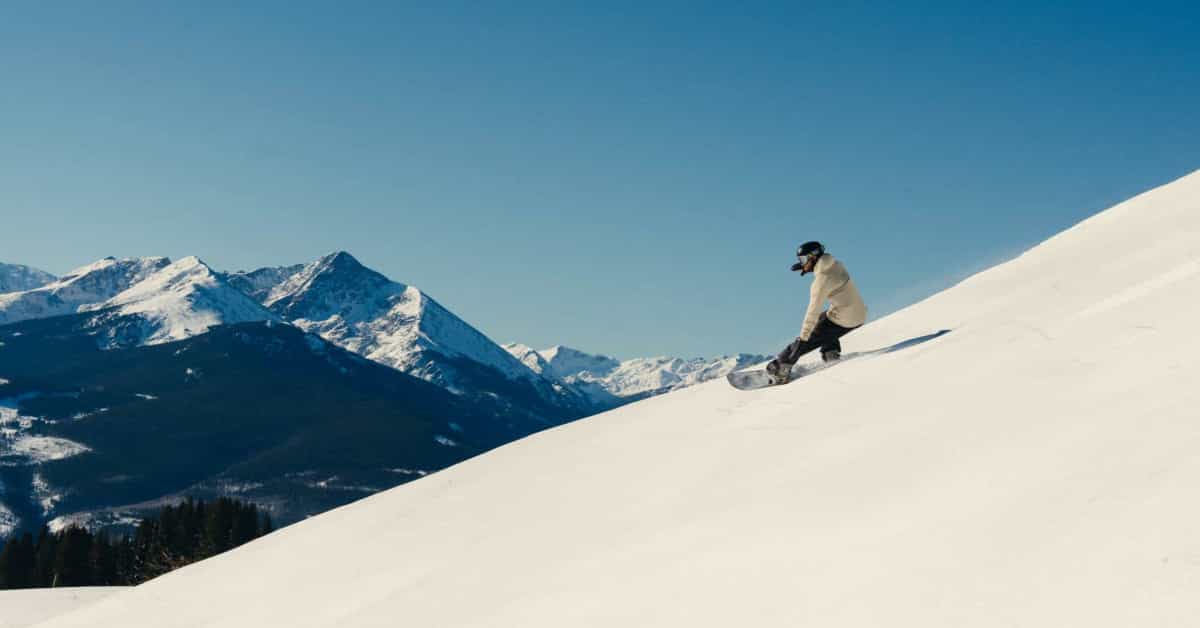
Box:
[790,262,805,272]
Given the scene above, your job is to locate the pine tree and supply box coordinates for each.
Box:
[54,526,93,587]
[90,531,119,586]
[15,533,36,588]
[231,502,258,547]
[193,499,209,559]
[205,497,235,554]
[33,526,58,587]
[0,537,16,588]
[114,536,137,585]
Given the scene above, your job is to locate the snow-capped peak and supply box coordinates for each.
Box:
[258,252,539,386]
[264,251,400,322]
[80,257,278,347]
[503,343,554,376]
[0,262,56,294]
[505,344,768,401]
[538,345,622,379]
[0,256,171,325]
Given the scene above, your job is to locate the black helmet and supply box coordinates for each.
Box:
[791,241,824,274]
[797,241,824,259]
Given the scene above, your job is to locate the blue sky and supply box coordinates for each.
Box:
[2,2,1197,358]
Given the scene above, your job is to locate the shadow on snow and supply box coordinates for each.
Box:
[789,328,953,378]
[856,328,952,358]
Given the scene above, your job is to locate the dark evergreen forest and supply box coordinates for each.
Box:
[0,497,272,589]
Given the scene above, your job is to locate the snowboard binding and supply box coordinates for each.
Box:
[765,359,792,385]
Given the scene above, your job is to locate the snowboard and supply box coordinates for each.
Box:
[725,368,780,391]
[727,330,952,391]
[726,355,853,391]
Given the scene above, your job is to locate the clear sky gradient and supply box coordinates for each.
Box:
[2,2,1197,358]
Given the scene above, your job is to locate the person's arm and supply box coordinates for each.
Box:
[798,271,830,341]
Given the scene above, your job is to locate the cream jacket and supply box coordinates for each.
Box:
[800,254,867,340]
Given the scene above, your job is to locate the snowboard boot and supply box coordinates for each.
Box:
[821,349,841,363]
[765,359,792,385]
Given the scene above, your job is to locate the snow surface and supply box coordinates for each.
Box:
[0,588,124,628]
[32,170,1200,627]
[80,256,279,346]
[0,257,169,325]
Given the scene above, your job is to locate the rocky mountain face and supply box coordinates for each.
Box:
[223,263,305,302]
[243,252,595,422]
[0,257,170,326]
[0,263,56,294]
[79,257,280,348]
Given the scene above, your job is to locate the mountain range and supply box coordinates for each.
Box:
[504,343,767,403]
[0,251,763,536]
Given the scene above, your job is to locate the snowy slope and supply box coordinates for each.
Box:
[78,256,277,346]
[0,262,56,294]
[0,257,168,325]
[0,588,123,628]
[37,170,1200,627]
[507,343,769,401]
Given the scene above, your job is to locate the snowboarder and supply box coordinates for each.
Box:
[765,241,867,384]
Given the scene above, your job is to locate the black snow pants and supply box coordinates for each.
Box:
[776,312,858,366]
